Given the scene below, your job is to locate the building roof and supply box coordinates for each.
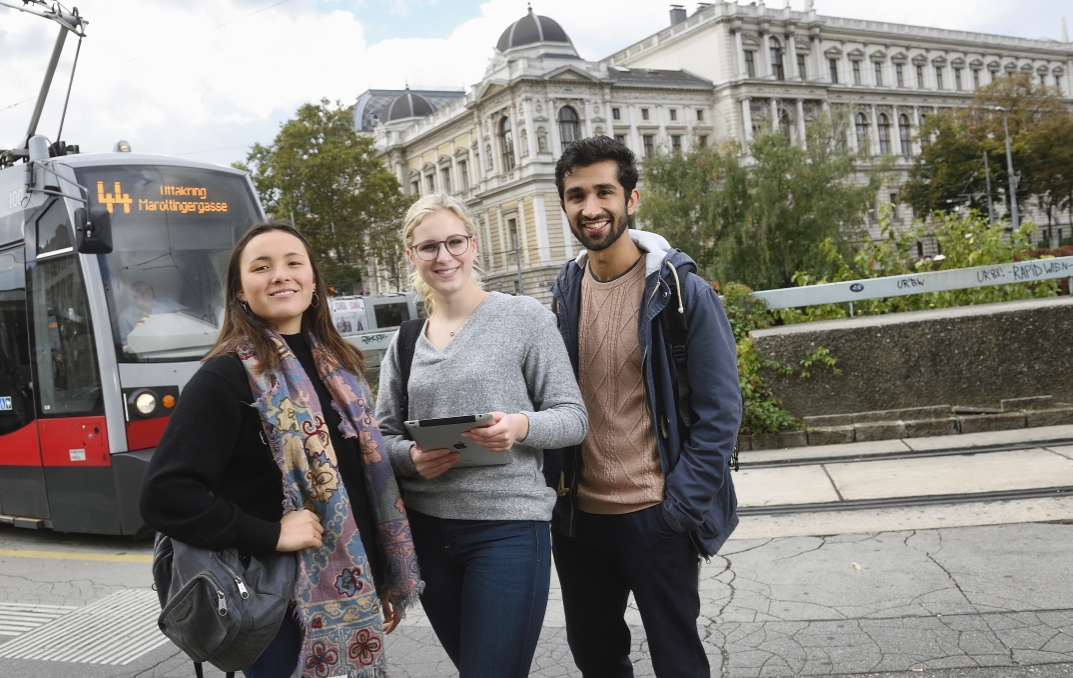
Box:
[386,90,435,121]
[354,88,465,132]
[606,66,712,88]
[496,8,571,52]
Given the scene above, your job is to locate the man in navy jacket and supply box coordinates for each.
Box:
[547,136,741,678]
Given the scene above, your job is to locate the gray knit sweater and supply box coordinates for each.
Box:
[376,292,588,521]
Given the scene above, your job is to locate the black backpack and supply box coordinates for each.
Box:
[395,318,427,422]
[152,534,296,676]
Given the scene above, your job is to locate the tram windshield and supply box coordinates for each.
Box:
[73,164,261,362]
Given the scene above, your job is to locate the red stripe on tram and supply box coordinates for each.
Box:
[37,416,111,467]
[126,416,170,452]
[0,423,44,467]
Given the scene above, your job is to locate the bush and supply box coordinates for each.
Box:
[771,207,1059,324]
[723,283,838,435]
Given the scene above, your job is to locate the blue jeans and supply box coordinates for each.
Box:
[407,509,551,678]
[242,612,301,678]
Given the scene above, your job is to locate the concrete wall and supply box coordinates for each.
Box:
[751,297,1073,417]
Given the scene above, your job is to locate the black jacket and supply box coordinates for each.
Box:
[140,337,383,582]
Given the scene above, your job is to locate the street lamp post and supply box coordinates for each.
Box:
[992,106,1019,230]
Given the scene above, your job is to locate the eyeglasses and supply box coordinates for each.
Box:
[411,234,473,261]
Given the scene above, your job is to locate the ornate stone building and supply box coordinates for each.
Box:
[357,3,1073,300]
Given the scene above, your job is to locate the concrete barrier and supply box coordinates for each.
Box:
[750,297,1073,418]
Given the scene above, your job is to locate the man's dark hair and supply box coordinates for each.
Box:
[554,136,639,202]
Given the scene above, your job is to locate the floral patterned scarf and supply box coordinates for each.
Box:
[238,331,422,678]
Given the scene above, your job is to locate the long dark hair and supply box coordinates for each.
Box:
[205,221,366,377]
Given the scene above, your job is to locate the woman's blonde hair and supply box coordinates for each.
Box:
[402,193,484,317]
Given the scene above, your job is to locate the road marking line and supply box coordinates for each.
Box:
[0,549,152,563]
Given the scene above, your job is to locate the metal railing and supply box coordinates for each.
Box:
[751,256,1073,310]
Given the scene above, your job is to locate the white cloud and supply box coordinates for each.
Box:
[0,1,1068,169]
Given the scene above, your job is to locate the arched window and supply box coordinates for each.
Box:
[855,112,870,152]
[770,38,785,80]
[877,113,891,155]
[898,114,912,156]
[499,117,515,171]
[558,106,580,149]
[778,108,793,142]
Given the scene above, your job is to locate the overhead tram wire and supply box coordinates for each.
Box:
[0,0,296,112]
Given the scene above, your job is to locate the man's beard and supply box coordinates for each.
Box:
[570,211,629,252]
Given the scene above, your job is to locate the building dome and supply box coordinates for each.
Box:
[496,7,571,52]
[386,89,434,121]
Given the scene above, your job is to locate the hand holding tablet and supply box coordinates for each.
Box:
[406,413,521,474]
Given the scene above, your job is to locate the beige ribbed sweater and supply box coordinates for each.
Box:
[577,260,665,514]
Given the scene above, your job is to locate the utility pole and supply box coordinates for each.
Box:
[983,151,994,224]
[993,106,1019,229]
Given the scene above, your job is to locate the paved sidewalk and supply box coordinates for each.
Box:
[378,425,1073,677]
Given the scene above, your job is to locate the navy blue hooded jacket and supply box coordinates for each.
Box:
[546,230,741,557]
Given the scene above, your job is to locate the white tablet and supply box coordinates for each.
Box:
[404,414,510,468]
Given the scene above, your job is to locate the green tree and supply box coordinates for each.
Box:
[772,206,1057,323]
[641,114,887,290]
[237,99,409,294]
[903,74,1073,226]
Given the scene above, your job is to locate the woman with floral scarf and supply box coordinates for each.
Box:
[141,221,422,678]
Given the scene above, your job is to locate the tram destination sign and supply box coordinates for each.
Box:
[94,179,230,216]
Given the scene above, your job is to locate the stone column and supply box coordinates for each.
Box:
[847,109,859,154]
[811,29,823,81]
[842,50,851,86]
[787,29,799,79]
[912,105,922,155]
[761,29,773,78]
[796,99,807,147]
[770,99,779,132]
[532,195,551,262]
[524,100,538,159]
[583,100,595,138]
[489,115,503,178]
[560,195,575,260]
[741,98,754,144]
[629,105,642,152]
[548,100,563,155]
[870,104,880,156]
[733,24,745,78]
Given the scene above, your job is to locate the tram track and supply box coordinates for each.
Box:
[737,437,1073,470]
[734,438,1073,517]
[739,485,1073,515]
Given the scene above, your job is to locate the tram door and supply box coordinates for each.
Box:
[28,201,110,532]
[0,244,49,520]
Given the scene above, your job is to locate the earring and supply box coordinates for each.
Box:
[238,298,250,313]
[310,288,320,308]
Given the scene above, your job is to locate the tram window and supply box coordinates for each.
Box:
[36,201,73,256]
[29,253,103,417]
[0,246,35,435]
[74,164,261,362]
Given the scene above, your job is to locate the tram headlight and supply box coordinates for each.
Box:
[134,391,157,416]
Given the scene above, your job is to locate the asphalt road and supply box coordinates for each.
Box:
[2,428,1073,677]
[0,516,1071,677]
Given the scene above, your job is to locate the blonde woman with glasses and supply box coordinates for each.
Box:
[376,193,587,677]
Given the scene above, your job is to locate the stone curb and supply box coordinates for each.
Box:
[737,407,1073,450]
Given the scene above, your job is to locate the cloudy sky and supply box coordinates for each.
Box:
[1,0,1070,168]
